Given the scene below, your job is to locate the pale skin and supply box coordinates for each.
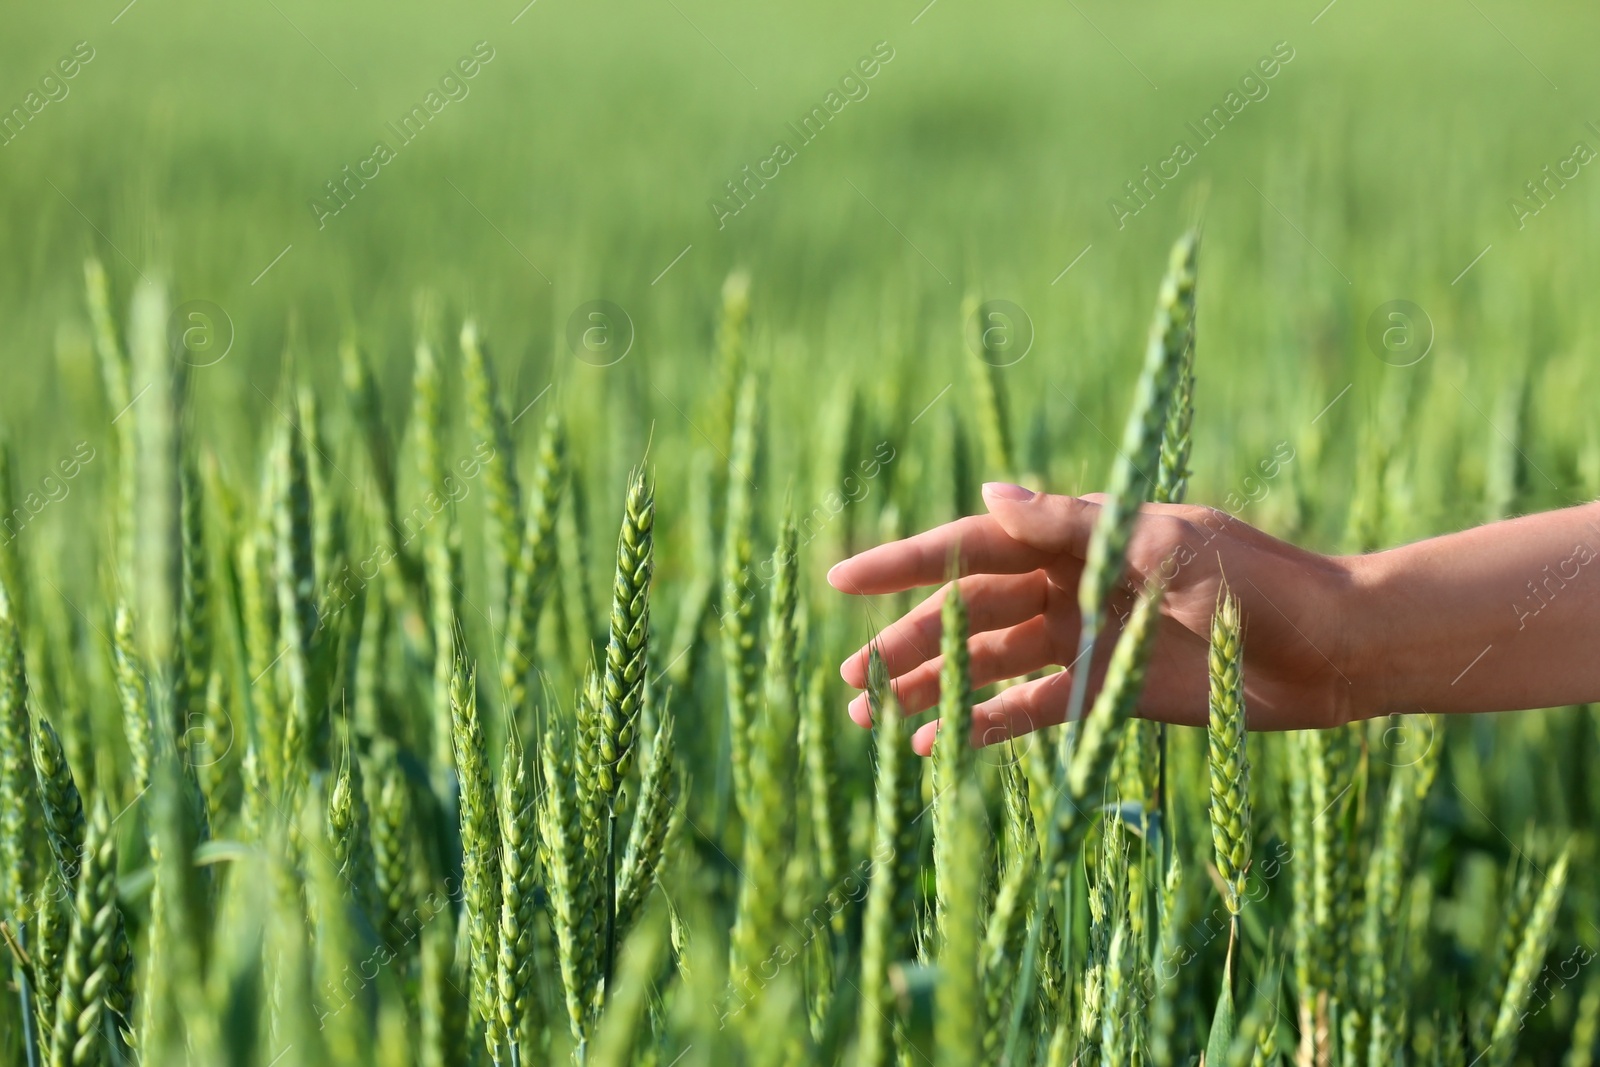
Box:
[828,482,1600,756]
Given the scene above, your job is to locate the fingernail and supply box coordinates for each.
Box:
[983,482,1035,501]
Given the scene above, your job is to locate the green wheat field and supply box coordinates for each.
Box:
[2,0,1600,1064]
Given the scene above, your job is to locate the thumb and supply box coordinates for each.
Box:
[981,483,1098,558]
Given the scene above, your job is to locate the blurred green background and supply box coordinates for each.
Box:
[3,0,1599,570]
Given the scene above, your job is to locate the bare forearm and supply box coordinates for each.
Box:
[1346,501,1600,717]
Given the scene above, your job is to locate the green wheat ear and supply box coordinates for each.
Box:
[538,714,599,1047]
[500,411,567,730]
[460,318,522,621]
[1486,846,1571,1067]
[1004,577,1164,1066]
[32,715,85,885]
[0,573,34,921]
[932,581,973,952]
[47,795,126,1067]
[1077,231,1198,640]
[731,515,799,984]
[614,709,678,940]
[493,736,540,1059]
[856,649,923,1067]
[721,372,762,819]
[936,778,987,1067]
[449,654,502,1031]
[598,466,655,802]
[1207,584,1251,915]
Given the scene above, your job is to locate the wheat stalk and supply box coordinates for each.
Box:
[500,412,567,730]
[1207,585,1251,916]
[855,650,924,1067]
[493,737,539,1059]
[460,319,522,621]
[450,656,502,1031]
[538,715,598,1047]
[932,583,974,953]
[46,796,122,1067]
[936,779,987,1067]
[731,516,798,983]
[598,468,655,802]
[1485,847,1571,1067]
[720,373,762,822]
[0,575,34,921]
[615,711,678,940]
[1073,233,1197,690]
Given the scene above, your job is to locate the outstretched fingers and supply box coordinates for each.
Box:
[909,669,1077,755]
[838,571,1053,689]
[826,514,1050,597]
[844,614,1063,727]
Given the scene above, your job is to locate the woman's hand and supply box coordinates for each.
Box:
[828,482,1367,755]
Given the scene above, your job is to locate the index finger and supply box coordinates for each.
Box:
[826,514,1049,597]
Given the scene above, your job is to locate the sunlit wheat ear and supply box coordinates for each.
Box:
[1099,922,1134,1067]
[493,737,540,1058]
[1363,714,1440,1060]
[141,755,208,1060]
[589,907,670,1067]
[936,779,987,1067]
[327,747,380,924]
[1004,577,1164,1065]
[32,716,85,892]
[301,779,367,1067]
[367,748,417,953]
[710,270,752,459]
[962,294,1017,478]
[449,655,501,1031]
[615,709,678,939]
[0,574,34,922]
[172,447,209,764]
[932,582,972,952]
[0,446,24,638]
[47,795,127,1067]
[130,277,181,674]
[1206,585,1251,916]
[855,648,922,1067]
[110,604,151,792]
[981,833,1035,1058]
[1076,232,1197,644]
[85,259,138,587]
[460,318,522,621]
[598,467,654,803]
[721,372,761,816]
[1153,281,1197,506]
[538,717,599,1046]
[273,404,319,790]
[1064,581,1166,816]
[1486,847,1571,1067]
[419,905,468,1067]
[501,411,567,728]
[731,515,798,983]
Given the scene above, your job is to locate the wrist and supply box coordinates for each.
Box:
[1336,547,1409,721]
